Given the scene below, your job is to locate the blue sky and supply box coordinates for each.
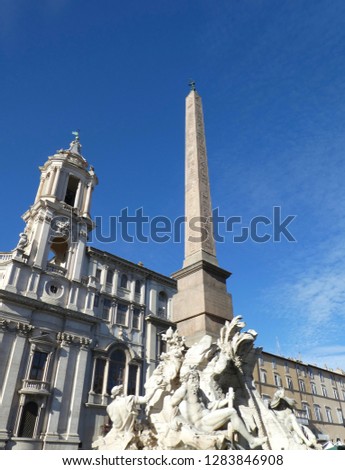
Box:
[1,0,345,370]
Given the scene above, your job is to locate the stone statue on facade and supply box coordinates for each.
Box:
[92,316,320,451]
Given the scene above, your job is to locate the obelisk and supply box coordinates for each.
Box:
[172,84,233,346]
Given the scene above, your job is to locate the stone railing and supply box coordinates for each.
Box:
[0,252,12,264]
[46,263,67,276]
[20,379,50,394]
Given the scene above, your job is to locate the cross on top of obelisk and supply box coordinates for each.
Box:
[188,80,196,91]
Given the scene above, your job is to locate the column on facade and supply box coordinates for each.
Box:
[82,183,93,217]
[51,166,62,198]
[25,268,41,299]
[43,339,72,442]
[34,175,45,204]
[46,167,56,196]
[129,276,135,302]
[0,326,30,443]
[71,228,88,282]
[112,269,119,296]
[66,343,90,440]
[74,180,84,211]
[33,211,54,269]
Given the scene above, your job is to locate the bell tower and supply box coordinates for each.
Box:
[19,133,98,281]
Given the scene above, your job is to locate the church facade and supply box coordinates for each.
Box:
[0,137,176,450]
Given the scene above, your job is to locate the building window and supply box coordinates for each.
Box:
[319,372,324,383]
[120,274,128,289]
[302,403,311,420]
[92,349,136,397]
[321,386,327,397]
[325,407,333,423]
[157,291,168,317]
[64,175,80,207]
[314,405,322,421]
[135,280,141,294]
[260,369,267,384]
[337,408,344,425]
[311,382,317,395]
[94,295,100,308]
[93,358,106,394]
[127,364,138,395]
[330,375,336,386]
[103,298,112,320]
[272,359,277,370]
[334,388,339,400]
[156,331,167,361]
[296,365,301,376]
[284,362,289,373]
[29,351,48,381]
[132,308,141,330]
[18,401,39,438]
[258,356,264,367]
[286,376,293,390]
[95,269,101,282]
[106,269,114,285]
[117,303,128,326]
[299,379,306,393]
[274,374,282,387]
[308,367,314,379]
[107,350,126,394]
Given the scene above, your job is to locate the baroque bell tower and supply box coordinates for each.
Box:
[172,85,233,345]
[19,133,98,282]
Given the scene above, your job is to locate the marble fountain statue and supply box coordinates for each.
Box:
[93,316,320,451]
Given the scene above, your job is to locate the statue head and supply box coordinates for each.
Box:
[110,384,124,398]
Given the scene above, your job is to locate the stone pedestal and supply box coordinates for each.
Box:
[172,260,233,346]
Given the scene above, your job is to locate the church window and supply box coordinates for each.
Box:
[107,350,126,394]
[18,401,39,438]
[93,358,106,394]
[102,298,112,321]
[132,308,141,330]
[127,364,138,395]
[116,303,128,326]
[156,330,167,361]
[135,280,141,294]
[64,175,80,206]
[106,269,114,284]
[120,274,128,289]
[157,291,167,317]
[29,351,48,381]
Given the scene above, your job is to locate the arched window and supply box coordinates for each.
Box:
[158,291,167,317]
[120,274,128,289]
[107,350,126,394]
[18,401,39,438]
